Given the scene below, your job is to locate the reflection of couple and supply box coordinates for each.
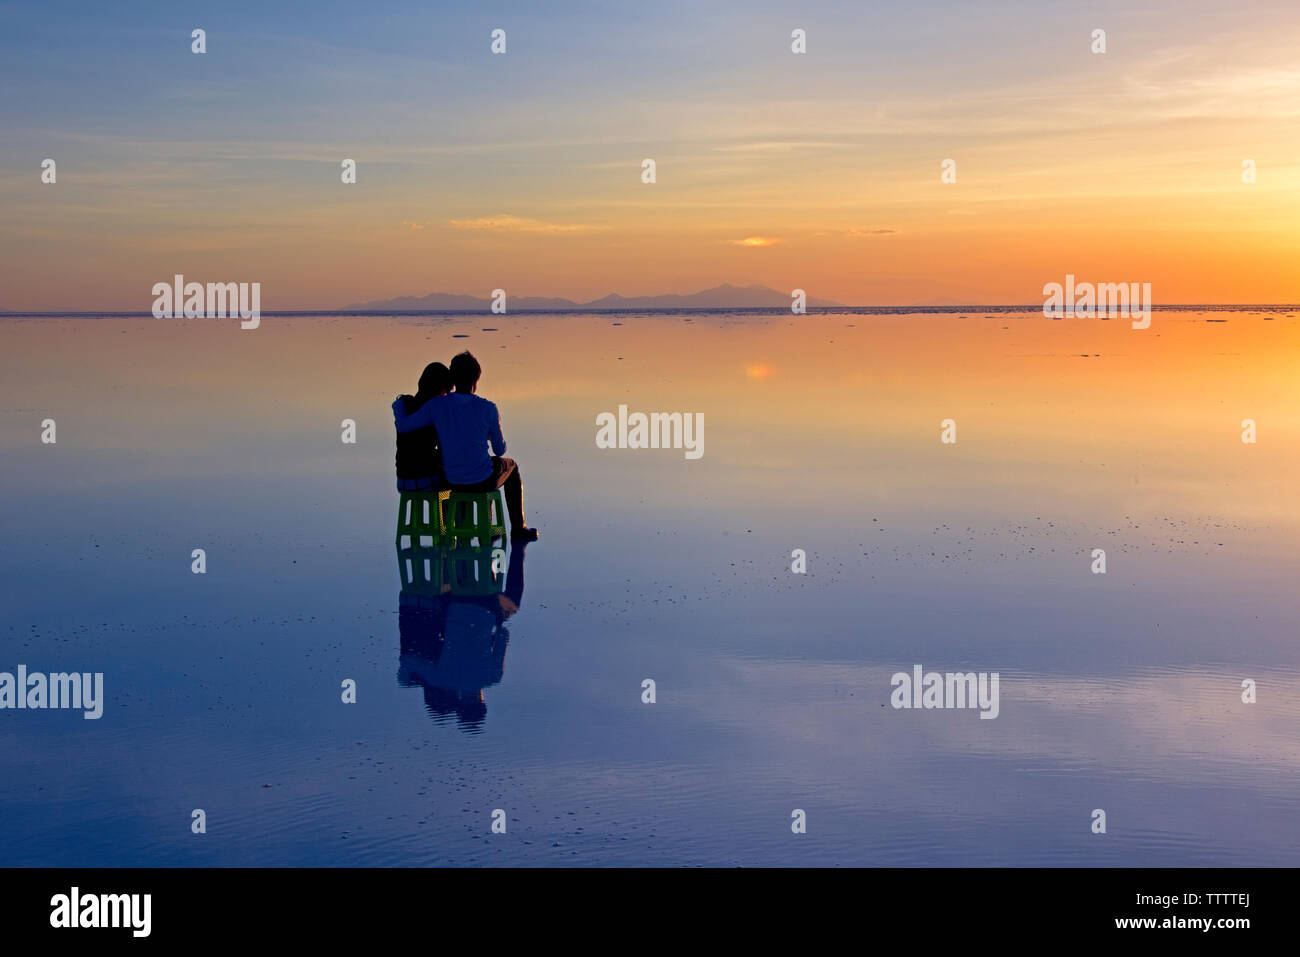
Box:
[393,350,539,542]
[397,544,527,732]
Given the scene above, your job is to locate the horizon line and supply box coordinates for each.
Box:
[3,304,1298,318]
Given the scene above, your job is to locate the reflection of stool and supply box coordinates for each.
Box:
[397,546,450,595]
[396,490,451,548]
[444,546,506,596]
[444,489,507,547]
[396,544,506,597]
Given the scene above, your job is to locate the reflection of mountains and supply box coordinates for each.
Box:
[396,543,527,732]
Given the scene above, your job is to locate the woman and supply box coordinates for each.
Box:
[395,362,451,491]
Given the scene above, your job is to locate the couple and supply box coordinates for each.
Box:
[393,351,539,543]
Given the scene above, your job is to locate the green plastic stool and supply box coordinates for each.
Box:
[396,489,450,548]
[444,489,507,547]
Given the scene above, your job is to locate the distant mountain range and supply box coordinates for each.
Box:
[344,283,844,311]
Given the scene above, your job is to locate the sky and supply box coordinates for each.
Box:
[2,0,1299,310]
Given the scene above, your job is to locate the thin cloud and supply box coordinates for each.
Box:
[449,214,606,234]
[810,228,898,237]
[729,236,784,247]
[714,141,849,153]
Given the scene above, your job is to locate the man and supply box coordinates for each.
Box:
[392,351,539,542]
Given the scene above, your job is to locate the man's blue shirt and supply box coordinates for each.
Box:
[393,393,505,485]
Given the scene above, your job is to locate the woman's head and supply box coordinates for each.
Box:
[403,361,451,414]
[417,361,452,398]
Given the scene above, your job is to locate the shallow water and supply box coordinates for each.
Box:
[1,309,1297,865]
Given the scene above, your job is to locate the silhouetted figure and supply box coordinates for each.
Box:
[394,362,452,491]
[393,352,538,541]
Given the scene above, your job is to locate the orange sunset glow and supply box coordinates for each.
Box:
[3,3,1300,311]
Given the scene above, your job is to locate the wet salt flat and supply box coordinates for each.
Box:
[0,310,1297,865]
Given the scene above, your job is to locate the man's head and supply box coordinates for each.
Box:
[417,361,451,398]
[450,351,481,394]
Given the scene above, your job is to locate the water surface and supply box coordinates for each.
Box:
[1,309,1297,865]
